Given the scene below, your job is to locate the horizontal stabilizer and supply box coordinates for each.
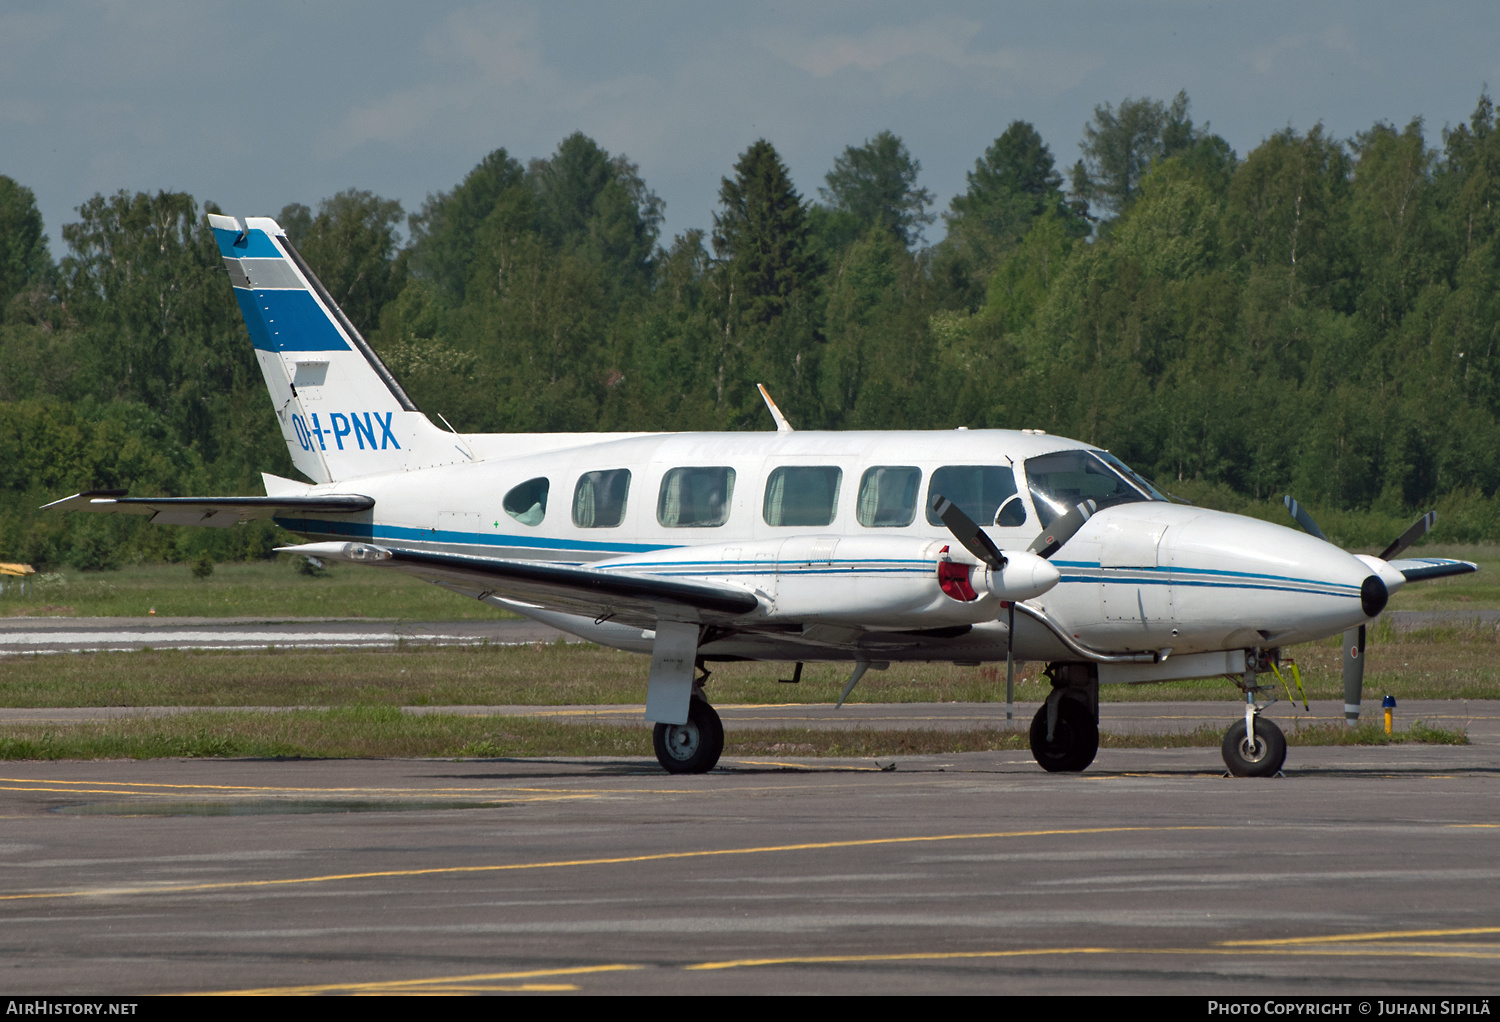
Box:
[1386,557,1479,582]
[43,491,373,528]
[277,542,760,627]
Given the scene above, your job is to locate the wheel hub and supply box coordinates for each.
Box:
[663,722,701,760]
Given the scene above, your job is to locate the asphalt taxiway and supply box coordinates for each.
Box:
[0,740,1496,995]
[2,699,1497,742]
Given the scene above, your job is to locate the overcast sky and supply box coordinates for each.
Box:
[3,1,1498,255]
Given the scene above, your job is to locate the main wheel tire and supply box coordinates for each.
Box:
[1221,717,1286,777]
[1029,698,1099,773]
[653,699,725,774]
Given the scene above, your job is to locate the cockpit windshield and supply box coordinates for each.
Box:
[1023,449,1166,526]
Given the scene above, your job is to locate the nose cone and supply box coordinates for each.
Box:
[1163,509,1385,643]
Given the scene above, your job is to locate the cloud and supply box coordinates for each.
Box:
[755,16,1099,97]
[1246,24,1368,76]
[321,4,547,158]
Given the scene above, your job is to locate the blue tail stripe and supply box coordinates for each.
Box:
[212,227,284,259]
[236,288,351,353]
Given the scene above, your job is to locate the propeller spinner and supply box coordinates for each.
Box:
[1281,495,1435,727]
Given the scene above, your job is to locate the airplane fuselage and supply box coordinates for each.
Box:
[270,426,1391,680]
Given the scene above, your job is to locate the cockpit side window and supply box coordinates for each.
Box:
[1092,450,1169,502]
[1024,450,1156,526]
[502,477,549,527]
[658,467,736,528]
[925,466,1020,527]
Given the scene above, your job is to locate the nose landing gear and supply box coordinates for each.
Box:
[1223,648,1287,777]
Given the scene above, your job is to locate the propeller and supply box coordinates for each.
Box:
[1281,496,1435,727]
[932,495,1096,721]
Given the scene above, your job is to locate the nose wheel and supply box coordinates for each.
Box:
[1224,648,1287,777]
[1221,717,1286,777]
[652,697,725,774]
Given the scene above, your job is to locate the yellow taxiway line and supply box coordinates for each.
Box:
[194,964,642,996]
[0,825,1214,903]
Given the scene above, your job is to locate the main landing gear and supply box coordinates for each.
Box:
[1222,649,1286,777]
[652,666,724,775]
[1029,664,1100,773]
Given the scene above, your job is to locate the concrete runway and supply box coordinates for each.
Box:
[0,742,1496,995]
[0,617,571,654]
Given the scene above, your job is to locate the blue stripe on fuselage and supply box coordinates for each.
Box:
[273,518,1360,597]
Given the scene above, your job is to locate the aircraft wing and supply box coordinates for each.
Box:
[43,491,374,528]
[280,542,762,627]
[1386,557,1480,582]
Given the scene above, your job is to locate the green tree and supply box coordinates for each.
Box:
[1071,90,1201,221]
[0,176,50,315]
[284,190,405,337]
[818,130,934,249]
[939,121,1089,302]
[405,148,529,302]
[529,132,663,284]
[59,191,250,458]
[711,140,823,419]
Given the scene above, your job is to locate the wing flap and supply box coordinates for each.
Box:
[1387,557,1480,582]
[279,542,762,627]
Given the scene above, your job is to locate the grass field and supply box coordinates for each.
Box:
[0,558,509,620]
[0,543,1495,619]
[0,625,1494,708]
[0,710,1465,761]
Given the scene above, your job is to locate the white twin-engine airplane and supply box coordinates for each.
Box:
[47,214,1478,777]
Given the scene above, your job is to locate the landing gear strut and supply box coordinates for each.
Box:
[1222,648,1287,777]
[1029,664,1100,772]
[652,663,724,774]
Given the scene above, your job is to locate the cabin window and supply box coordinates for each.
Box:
[856,466,921,527]
[996,494,1028,528]
[1025,450,1154,526]
[502,477,549,527]
[763,466,842,527]
[925,466,1020,527]
[573,469,631,528]
[657,467,736,528]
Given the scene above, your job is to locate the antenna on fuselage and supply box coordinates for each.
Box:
[757,384,794,433]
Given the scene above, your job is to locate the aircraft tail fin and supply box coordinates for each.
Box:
[209,214,464,484]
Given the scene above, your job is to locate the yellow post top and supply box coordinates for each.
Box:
[0,563,37,577]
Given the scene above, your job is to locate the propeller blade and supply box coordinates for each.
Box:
[1378,511,1436,562]
[1027,499,1097,560]
[932,495,1006,569]
[1342,624,1365,728]
[1281,495,1328,541]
